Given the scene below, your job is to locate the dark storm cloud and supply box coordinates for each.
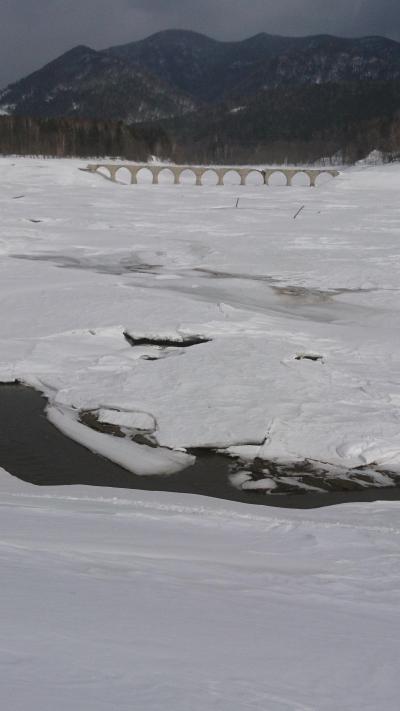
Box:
[2,0,400,88]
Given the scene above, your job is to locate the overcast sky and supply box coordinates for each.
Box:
[2,0,399,88]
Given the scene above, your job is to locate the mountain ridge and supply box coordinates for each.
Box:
[3,29,400,122]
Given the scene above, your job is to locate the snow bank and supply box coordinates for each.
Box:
[47,406,194,476]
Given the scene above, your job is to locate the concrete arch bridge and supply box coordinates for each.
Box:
[86,163,339,187]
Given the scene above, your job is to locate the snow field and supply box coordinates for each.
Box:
[0,468,399,710]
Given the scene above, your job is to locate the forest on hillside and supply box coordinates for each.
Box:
[2,80,400,165]
[160,81,400,165]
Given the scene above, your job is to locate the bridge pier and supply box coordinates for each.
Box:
[216,170,224,186]
[106,166,119,181]
[128,168,138,184]
[307,171,317,187]
[285,170,296,187]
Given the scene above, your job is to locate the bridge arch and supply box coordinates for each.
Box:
[157,167,176,185]
[315,171,335,187]
[267,170,288,187]
[223,169,241,186]
[290,171,311,187]
[179,168,197,185]
[201,169,219,186]
[136,167,154,184]
[245,170,264,186]
[115,166,132,185]
[97,165,113,181]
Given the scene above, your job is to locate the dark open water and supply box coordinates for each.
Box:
[1,384,400,509]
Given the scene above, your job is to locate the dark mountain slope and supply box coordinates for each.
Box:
[107,31,400,102]
[0,44,196,122]
[229,35,400,99]
[106,30,303,101]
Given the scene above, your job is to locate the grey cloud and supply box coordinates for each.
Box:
[1,0,400,88]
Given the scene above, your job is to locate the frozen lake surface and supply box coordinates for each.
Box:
[1,158,400,709]
[2,158,400,486]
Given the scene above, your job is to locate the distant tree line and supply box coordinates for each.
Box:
[0,116,171,160]
[157,80,400,165]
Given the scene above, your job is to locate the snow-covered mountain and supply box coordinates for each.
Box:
[2,30,400,122]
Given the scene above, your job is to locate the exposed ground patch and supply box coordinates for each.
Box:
[123,331,212,348]
[80,409,158,448]
[227,454,400,495]
[295,353,324,362]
